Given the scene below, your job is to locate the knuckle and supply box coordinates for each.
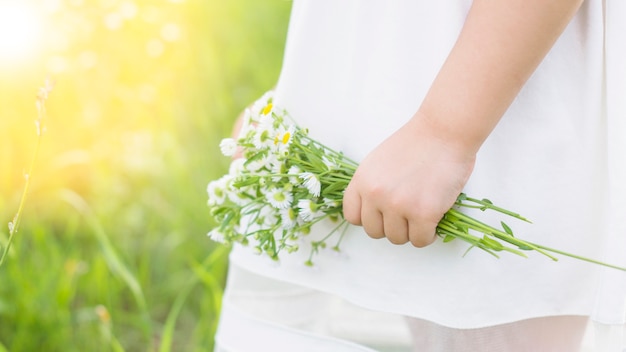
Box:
[362,182,388,199]
[387,195,408,212]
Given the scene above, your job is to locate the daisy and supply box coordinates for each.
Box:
[227,182,253,206]
[287,166,302,185]
[266,187,293,209]
[269,157,287,182]
[262,102,274,116]
[219,138,237,157]
[206,176,228,206]
[259,204,279,227]
[297,199,318,222]
[323,198,341,209]
[262,153,279,172]
[251,91,274,117]
[207,228,226,244]
[245,152,273,172]
[273,124,295,154]
[228,158,246,176]
[280,208,298,229]
[322,155,338,171]
[300,172,321,197]
[252,125,275,150]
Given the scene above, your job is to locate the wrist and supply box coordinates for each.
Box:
[408,110,481,162]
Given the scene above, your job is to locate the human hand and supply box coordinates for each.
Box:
[342,113,476,247]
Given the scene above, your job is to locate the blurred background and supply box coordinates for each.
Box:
[0,0,291,350]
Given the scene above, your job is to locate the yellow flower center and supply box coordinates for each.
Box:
[282,132,291,144]
[273,192,286,202]
[274,131,291,146]
[262,103,273,115]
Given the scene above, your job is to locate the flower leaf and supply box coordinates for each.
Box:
[501,221,514,236]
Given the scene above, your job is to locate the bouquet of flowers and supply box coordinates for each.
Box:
[207,91,625,270]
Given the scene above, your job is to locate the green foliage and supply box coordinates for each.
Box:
[0,0,291,350]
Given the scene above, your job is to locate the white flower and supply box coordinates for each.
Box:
[250,153,277,173]
[251,91,274,117]
[287,166,301,185]
[297,199,318,222]
[237,114,257,143]
[226,179,254,206]
[258,204,279,227]
[257,112,274,130]
[269,157,286,179]
[280,208,298,229]
[322,155,338,170]
[210,172,250,206]
[267,154,287,174]
[252,123,275,150]
[219,138,237,157]
[245,153,274,172]
[228,158,246,176]
[227,191,249,206]
[266,187,293,209]
[207,228,226,243]
[300,172,321,197]
[323,198,341,209]
[207,177,228,206]
[244,159,263,172]
[272,125,295,153]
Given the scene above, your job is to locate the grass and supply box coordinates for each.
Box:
[0,0,291,350]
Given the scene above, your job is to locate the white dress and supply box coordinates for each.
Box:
[216,1,626,351]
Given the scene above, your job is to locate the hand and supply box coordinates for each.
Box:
[342,113,476,247]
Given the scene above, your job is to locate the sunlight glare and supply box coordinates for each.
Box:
[0,2,43,63]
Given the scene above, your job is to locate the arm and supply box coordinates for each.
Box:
[343,0,584,247]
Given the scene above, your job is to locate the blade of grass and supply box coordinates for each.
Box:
[158,246,228,352]
[189,253,227,344]
[59,189,154,348]
[1,80,54,268]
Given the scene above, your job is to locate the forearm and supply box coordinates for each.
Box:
[416,0,584,156]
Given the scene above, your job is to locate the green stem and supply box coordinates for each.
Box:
[446,208,626,271]
[529,242,626,272]
[459,196,531,223]
[0,82,52,268]
[332,221,350,251]
[446,209,558,260]
[0,135,42,268]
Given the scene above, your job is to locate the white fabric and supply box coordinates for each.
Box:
[221,0,626,350]
[593,0,626,326]
[215,265,410,352]
[404,315,589,351]
[215,265,622,351]
[215,302,380,352]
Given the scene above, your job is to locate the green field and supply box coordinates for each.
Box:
[0,1,292,350]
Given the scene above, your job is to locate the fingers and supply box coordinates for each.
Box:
[362,208,435,246]
[343,177,439,247]
[344,189,434,246]
[343,182,362,226]
[408,219,438,248]
[382,212,409,244]
[360,200,385,239]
